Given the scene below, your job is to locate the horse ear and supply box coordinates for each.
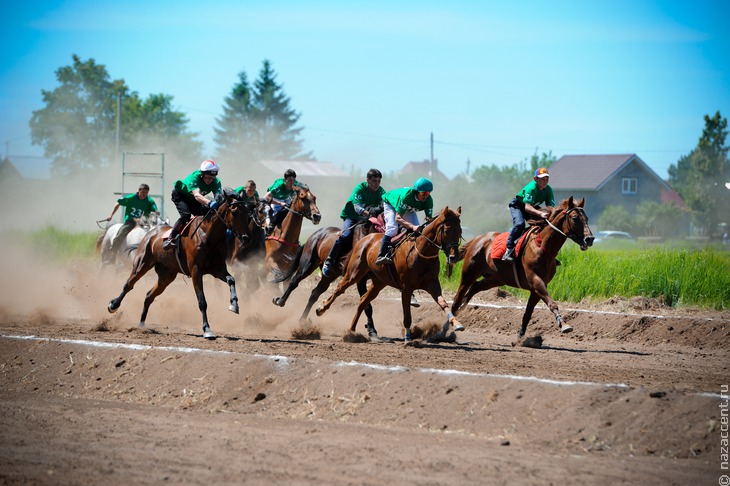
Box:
[568,196,575,208]
[456,206,462,216]
[577,198,585,207]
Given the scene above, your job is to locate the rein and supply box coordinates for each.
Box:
[409,216,460,260]
[536,207,585,256]
[265,235,301,247]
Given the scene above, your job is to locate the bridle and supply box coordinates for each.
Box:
[410,215,461,259]
[542,206,588,247]
[208,199,250,245]
[282,190,320,223]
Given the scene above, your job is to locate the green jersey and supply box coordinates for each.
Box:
[515,180,554,207]
[383,187,433,219]
[117,193,158,223]
[340,182,385,220]
[267,178,299,201]
[174,170,222,199]
[235,186,260,204]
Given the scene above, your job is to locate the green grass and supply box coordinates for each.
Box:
[6,226,98,262]
[8,226,730,310]
[439,245,730,310]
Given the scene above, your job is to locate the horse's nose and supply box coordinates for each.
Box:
[585,236,594,247]
[240,235,251,245]
[312,213,321,225]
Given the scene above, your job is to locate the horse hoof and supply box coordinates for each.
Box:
[272,297,284,307]
[107,302,117,314]
[203,330,216,339]
[315,307,324,317]
[453,323,465,332]
[560,324,573,334]
[138,322,145,329]
[229,304,239,314]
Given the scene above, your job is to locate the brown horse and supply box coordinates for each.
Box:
[264,184,322,282]
[315,206,462,343]
[271,219,377,333]
[107,191,252,339]
[227,199,269,293]
[451,196,593,340]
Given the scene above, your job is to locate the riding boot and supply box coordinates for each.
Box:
[273,208,287,228]
[375,235,393,265]
[502,246,515,262]
[322,238,345,277]
[163,221,185,250]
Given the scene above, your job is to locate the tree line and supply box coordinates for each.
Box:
[27,55,729,238]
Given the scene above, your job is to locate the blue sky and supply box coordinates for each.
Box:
[1,1,728,180]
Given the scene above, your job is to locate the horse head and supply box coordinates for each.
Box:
[549,197,594,250]
[423,206,462,265]
[218,190,252,246]
[291,184,322,225]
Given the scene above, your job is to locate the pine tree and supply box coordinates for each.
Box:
[213,71,255,166]
[214,60,313,170]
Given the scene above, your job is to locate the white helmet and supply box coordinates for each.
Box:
[200,159,219,174]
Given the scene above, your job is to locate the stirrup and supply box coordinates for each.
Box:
[163,237,176,250]
[375,254,393,265]
[502,248,514,262]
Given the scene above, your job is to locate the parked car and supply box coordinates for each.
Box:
[594,231,634,244]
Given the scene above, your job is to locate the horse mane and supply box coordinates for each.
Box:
[296,182,310,192]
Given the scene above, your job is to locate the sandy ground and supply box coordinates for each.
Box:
[0,245,729,485]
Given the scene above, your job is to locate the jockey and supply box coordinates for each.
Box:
[376,177,434,265]
[163,159,223,250]
[104,183,158,264]
[263,169,299,234]
[322,168,385,277]
[503,167,555,262]
[234,180,260,205]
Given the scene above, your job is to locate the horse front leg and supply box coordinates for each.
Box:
[226,273,239,314]
[315,267,364,317]
[191,270,214,339]
[299,276,335,323]
[530,278,571,334]
[357,278,377,338]
[426,283,465,337]
[401,292,414,345]
[350,281,385,337]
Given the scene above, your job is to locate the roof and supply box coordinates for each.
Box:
[260,160,349,177]
[0,157,23,180]
[549,154,672,191]
[399,159,449,181]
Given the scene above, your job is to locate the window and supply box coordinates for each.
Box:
[622,177,637,194]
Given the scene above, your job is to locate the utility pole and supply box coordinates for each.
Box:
[115,91,121,172]
[430,132,434,165]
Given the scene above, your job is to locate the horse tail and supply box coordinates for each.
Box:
[271,244,304,283]
[95,231,105,255]
[124,244,140,257]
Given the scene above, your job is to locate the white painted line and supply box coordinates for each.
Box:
[2,334,290,366]
[4,334,723,398]
[336,360,629,389]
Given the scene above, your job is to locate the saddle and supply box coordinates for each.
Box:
[490,229,534,260]
[159,217,199,240]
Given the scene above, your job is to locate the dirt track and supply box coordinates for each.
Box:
[1,255,729,485]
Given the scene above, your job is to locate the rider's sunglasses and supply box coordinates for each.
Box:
[418,191,431,197]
